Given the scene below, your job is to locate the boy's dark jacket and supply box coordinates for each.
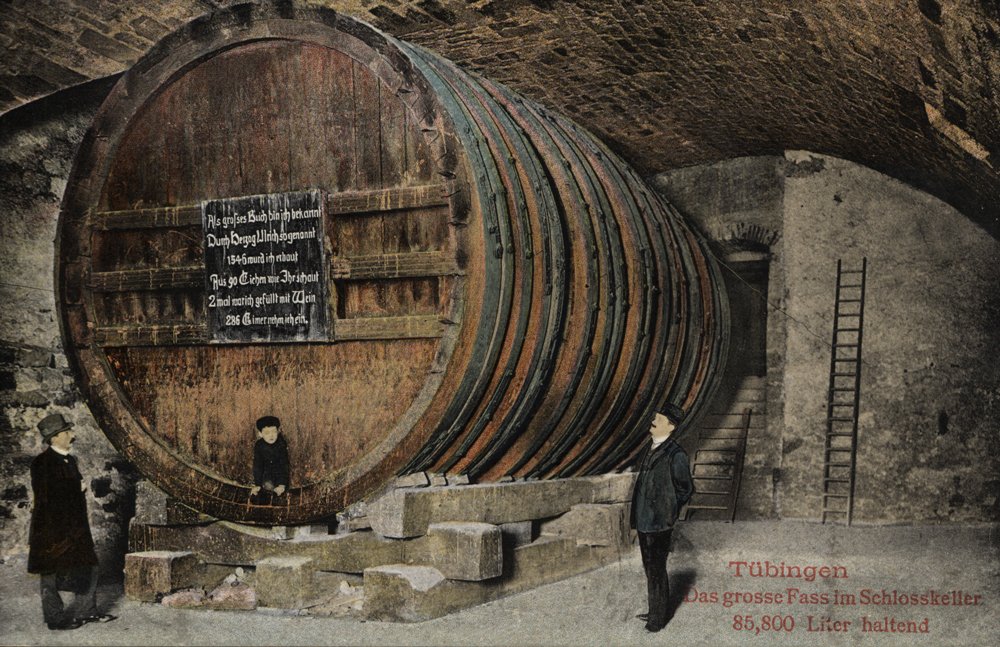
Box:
[28,447,98,574]
[253,435,290,487]
[630,437,695,533]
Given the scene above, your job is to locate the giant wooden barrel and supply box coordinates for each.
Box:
[57,2,728,525]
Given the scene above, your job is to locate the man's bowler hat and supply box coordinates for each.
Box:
[658,403,686,425]
[37,413,74,440]
[256,415,280,431]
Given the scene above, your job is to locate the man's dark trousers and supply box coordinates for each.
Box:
[638,529,673,629]
[39,566,98,626]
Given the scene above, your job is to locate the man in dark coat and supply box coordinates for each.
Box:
[28,413,116,630]
[630,403,694,632]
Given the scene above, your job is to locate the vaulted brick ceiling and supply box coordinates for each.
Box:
[3,0,998,236]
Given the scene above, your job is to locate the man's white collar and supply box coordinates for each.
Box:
[51,445,71,456]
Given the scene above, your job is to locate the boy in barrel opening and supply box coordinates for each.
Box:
[630,403,694,633]
[28,413,116,630]
[250,415,290,500]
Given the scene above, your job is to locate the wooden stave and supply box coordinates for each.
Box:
[400,43,544,477]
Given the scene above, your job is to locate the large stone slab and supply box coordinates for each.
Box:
[368,474,635,538]
[130,519,405,573]
[363,565,489,622]
[124,550,201,602]
[504,534,625,595]
[539,503,630,548]
[362,534,624,621]
[587,472,637,504]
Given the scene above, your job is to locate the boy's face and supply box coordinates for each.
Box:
[259,425,279,444]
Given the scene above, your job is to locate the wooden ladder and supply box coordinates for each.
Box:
[821,258,867,525]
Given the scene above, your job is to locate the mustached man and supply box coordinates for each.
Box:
[28,413,116,630]
[630,403,694,632]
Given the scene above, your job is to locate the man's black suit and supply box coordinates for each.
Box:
[28,447,99,626]
[630,436,694,630]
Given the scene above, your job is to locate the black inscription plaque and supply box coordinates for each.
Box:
[202,190,329,343]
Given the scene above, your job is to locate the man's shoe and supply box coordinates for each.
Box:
[80,614,117,624]
[635,613,649,621]
[644,622,664,633]
[47,620,82,631]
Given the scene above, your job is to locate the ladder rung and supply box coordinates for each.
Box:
[833,358,858,362]
[824,477,851,483]
[840,270,864,274]
[826,432,854,437]
[839,284,863,288]
[836,312,861,317]
[694,461,735,467]
[693,489,733,496]
[831,373,856,377]
[685,505,730,511]
[826,462,853,467]
[828,416,855,421]
[829,401,854,406]
[838,299,863,303]
[831,387,855,392]
[836,327,861,332]
[823,493,850,498]
[833,343,859,348]
[692,475,735,481]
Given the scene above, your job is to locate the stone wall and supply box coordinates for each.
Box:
[654,153,1000,523]
[0,79,138,577]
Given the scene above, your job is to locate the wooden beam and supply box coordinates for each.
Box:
[92,205,201,230]
[95,316,451,346]
[95,324,208,347]
[89,267,204,292]
[93,184,450,229]
[330,251,461,280]
[327,184,449,215]
[335,315,449,340]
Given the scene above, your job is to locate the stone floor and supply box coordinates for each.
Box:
[1,520,997,646]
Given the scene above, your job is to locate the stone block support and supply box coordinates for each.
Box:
[255,556,315,609]
[129,519,406,573]
[362,533,625,621]
[499,520,534,548]
[124,550,201,602]
[538,503,630,548]
[588,473,637,503]
[363,565,488,622]
[421,522,502,581]
[368,474,636,538]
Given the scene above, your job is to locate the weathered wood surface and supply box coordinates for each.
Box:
[89,267,202,292]
[330,252,461,280]
[328,185,450,215]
